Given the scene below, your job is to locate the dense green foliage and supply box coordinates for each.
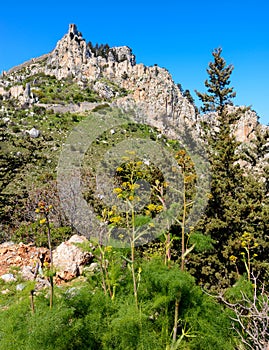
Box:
[87,42,111,58]
[27,73,102,104]
[0,102,85,238]
[0,48,268,349]
[191,47,269,291]
[0,258,236,350]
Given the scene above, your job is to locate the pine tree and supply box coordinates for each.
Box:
[195,47,241,236]
[189,48,269,291]
[195,47,236,115]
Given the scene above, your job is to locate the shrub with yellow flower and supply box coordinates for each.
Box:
[239,232,259,281]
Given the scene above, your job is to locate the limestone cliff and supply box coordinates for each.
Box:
[0,24,267,141]
[0,24,195,134]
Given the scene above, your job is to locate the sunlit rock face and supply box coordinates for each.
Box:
[1,23,267,140]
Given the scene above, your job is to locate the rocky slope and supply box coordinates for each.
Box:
[0,24,268,294]
[0,23,268,192]
[0,24,195,135]
[1,24,268,140]
[0,235,93,289]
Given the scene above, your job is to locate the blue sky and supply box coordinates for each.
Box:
[1,0,269,125]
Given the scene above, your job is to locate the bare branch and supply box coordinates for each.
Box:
[203,274,269,349]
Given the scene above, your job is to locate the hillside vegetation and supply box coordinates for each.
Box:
[0,29,268,349]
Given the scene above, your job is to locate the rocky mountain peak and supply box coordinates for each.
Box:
[45,24,136,81]
[46,23,88,78]
[68,23,80,37]
[0,24,267,141]
[0,24,196,132]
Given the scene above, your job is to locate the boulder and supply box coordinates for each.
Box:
[1,273,16,282]
[21,265,35,281]
[53,235,93,281]
[93,81,115,99]
[27,127,40,138]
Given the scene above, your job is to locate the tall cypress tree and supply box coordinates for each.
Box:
[189,48,269,291]
[195,47,241,238]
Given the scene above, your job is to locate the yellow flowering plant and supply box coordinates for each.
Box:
[35,200,55,308]
[106,152,168,306]
[230,232,259,282]
[239,232,259,281]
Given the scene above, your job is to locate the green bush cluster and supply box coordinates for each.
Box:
[0,259,235,350]
[12,223,72,248]
[25,73,101,104]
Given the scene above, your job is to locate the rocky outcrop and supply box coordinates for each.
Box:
[53,235,93,281]
[0,235,93,286]
[0,241,49,277]
[233,108,259,142]
[0,23,267,141]
[198,106,261,143]
[45,24,88,80]
[0,24,195,131]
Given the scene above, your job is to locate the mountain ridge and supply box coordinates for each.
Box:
[0,23,268,151]
[1,24,195,133]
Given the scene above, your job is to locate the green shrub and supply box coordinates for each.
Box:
[0,262,237,350]
[12,223,72,248]
[138,259,235,349]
